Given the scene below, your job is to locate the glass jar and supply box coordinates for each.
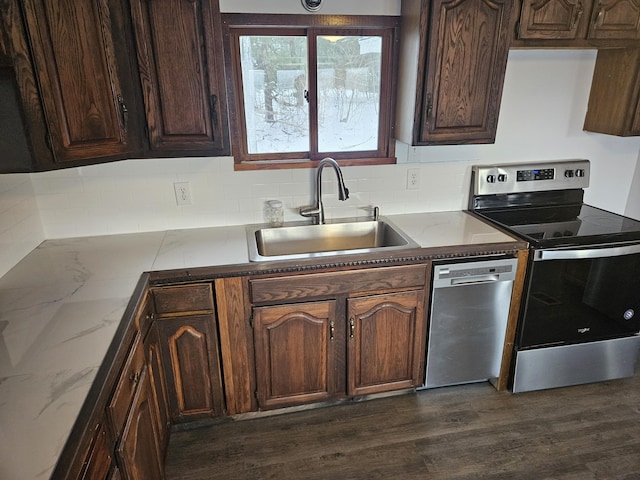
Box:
[264,200,284,227]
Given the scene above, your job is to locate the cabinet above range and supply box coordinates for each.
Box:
[396,0,514,146]
[512,0,640,48]
[395,0,640,147]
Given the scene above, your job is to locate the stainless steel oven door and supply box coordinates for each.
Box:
[513,243,640,393]
[519,243,640,348]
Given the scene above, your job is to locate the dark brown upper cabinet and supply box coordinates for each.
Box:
[513,0,640,47]
[129,0,229,156]
[396,0,514,146]
[19,0,145,166]
[1,0,56,171]
[584,48,640,136]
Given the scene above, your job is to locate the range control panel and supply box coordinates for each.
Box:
[472,159,590,196]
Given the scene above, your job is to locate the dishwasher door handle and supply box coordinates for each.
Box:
[449,274,500,286]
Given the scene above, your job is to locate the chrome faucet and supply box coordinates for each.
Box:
[299,157,349,224]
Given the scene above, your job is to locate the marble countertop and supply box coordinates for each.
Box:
[0,211,518,479]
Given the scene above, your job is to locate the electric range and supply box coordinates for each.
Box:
[469,159,640,393]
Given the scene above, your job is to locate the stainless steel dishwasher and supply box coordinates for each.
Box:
[423,257,518,389]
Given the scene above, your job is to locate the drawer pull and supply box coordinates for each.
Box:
[130,371,141,384]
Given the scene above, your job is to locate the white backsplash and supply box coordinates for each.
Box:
[2,50,640,278]
[0,174,45,277]
[29,155,470,239]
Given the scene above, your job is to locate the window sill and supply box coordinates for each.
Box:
[233,156,396,171]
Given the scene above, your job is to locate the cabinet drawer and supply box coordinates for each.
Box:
[153,284,214,315]
[250,265,427,303]
[107,332,145,438]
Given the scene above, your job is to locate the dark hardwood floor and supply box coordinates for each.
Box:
[165,373,640,480]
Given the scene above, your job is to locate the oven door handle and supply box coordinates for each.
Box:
[535,243,640,261]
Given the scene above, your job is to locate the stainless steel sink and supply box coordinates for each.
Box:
[246,217,419,262]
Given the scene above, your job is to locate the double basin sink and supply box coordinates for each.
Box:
[247,217,419,262]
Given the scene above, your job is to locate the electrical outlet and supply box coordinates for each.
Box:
[407,168,420,190]
[174,182,192,205]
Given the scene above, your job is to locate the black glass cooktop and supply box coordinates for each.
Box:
[476,204,640,248]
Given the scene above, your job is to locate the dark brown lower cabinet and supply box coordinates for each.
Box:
[59,264,434,477]
[347,290,426,396]
[252,282,428,410]
[157,315,225,422]
[116,366,164,480]
[253,300,340,409]
[145,324,170,452]
[76,421,112,480]
[153,283,225,423]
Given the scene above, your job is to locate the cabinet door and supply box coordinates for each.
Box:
[0,18,8,62]
[129,0,228,155]
[145,324,170,456]
[20,0,143,164]
[347,290,426,396]
[587,0,640,40]
[117,366,164,480]
[517,0,590,40]
[419,0,513,144]
[253,301,340,409]
[157,314,225,422]
[77,422,112,480]
[0,0,54,171]
[108,333,145,439]
[584,48,640,136]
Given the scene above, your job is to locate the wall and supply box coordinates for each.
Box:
[218,0,400,15]
[0,174,44,277]
[27,48,640,242]
[626,151,640,219]
[404,49,640,216]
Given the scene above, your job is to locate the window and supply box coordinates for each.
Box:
[224,15,400,169]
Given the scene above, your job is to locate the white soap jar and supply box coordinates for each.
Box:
[264,200,284,227]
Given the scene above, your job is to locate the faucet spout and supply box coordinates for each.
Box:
[299,157,350,224]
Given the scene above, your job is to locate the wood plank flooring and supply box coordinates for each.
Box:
[165,373,640,480]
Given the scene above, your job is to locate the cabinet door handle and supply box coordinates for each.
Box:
[130,371,140,384]
[426,93,433,117]
[210,94,219,130]
[349,317,355,339]
[571,0,584,30]
[117,94,128,133]
[329,320,335,340]
[594,1,604,26]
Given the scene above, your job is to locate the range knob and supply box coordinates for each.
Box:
[575,169,585,177]
[497,173,507,182]
[486,174,496,183]
[564,169,574,178]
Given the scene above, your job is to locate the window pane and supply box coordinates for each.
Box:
[239,36,309,154]
[317,36,381,153]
